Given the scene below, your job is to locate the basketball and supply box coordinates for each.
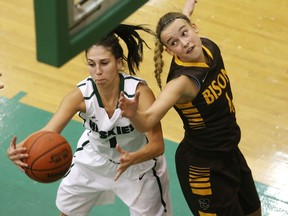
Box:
[22,131,73,183]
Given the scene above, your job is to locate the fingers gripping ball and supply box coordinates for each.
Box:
[22,131,73,183]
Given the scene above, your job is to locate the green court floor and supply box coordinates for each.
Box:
[0,92,287,215]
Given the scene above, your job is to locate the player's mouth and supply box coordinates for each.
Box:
[95,79,106,84]
[186,46,194,54]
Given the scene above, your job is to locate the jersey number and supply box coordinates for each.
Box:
[109,137,117,148]
[225,92,235,113]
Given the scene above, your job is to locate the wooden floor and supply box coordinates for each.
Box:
[1,0,288,204]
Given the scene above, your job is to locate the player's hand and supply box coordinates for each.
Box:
[182,0,197,17]
[114,144,135,181]
[0,73,4,89]
[119,91,140,119]
[6,136,28,172]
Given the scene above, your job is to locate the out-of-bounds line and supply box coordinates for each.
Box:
[11,91,27,101]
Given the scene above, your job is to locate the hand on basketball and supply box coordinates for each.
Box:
[6,136,28,172]
[115,144,135,181]
[119,91,140,119]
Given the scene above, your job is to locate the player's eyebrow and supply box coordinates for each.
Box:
[166,25,186,45]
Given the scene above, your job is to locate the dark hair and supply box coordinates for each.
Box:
[86,24,154,75]
[154,12,191,89]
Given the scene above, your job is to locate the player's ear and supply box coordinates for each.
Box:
[191,22,199,33]
[164,47,174,56]
[117,57,124,71]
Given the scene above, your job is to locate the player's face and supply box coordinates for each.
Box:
[161,19,204,62]
[86,45,123,87]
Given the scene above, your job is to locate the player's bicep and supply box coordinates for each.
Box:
[164,75,199,102]
[43,88,84,133]
[136,84,165,153]
[136,83,156,112]
[148,79,182,118]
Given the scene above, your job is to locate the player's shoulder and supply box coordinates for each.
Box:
[136,81,151,94]
[121,72,148,92]
[121,73,146,84]
[77,76,92,87]
[201,37,220,50]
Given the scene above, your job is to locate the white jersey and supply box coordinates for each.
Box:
[77,73,147,163]
[56,73,172,216]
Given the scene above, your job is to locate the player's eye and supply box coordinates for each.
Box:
[170,40,178,47]
[100,59,109,65]
[87,60,95,67]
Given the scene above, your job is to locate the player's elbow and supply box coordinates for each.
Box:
[157,144,165,156]
[138,126,151,133]
[151,138,165,157]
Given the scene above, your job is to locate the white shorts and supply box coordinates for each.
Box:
[56,152,172,216]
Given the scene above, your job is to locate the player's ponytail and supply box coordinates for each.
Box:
[86,24,154,75]
[154,39,164,90]
[113,24,154,75]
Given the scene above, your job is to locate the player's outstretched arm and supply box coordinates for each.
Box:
[7,87,84,172]
[119,90,153,132]
[182,0,197,17]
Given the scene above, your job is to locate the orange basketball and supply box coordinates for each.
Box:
[22,131,73,183]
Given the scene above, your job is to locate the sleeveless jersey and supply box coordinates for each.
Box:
[167,38,241,153]
[77,73,148,162]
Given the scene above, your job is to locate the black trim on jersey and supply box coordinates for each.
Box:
[151,158,168,213]
[77,82,86,88]
[90,74,124,109]
[109,159,120,164]
[122,75,143,98]
[78,112,86,124]
[91,78,102,107]
[63,163,74,178]
[65,138,91,178]
[75,140,90,152]
[117,74,125,108]
[122,91,136,98]
[81,78,95,100]
[123,75,142,82]
[78,74,141,109]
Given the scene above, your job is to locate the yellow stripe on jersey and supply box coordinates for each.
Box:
[174,45,213,67]
[175,55,209,67]
[191,188,212,196]
[189,165,212,196]
[202,46,214,60]
[190,182,211,188]
[175,102,206,129]
[199,211,217,216]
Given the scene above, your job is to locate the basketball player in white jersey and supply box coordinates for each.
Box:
[7,24,172,216]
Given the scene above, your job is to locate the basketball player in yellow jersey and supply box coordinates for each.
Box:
[119,0,262,215]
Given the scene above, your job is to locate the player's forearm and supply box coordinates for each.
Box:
[130,143,164,165]
[182,0,197,17]
[130,110,158,132]
[133,124,165,164]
